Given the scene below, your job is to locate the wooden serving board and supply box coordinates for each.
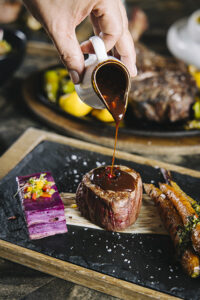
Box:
[62,193,166,235]
[1,128,200,300]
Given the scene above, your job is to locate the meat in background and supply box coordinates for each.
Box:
[128,8,197,123]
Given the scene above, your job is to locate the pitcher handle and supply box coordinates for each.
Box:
[89,36,108,62]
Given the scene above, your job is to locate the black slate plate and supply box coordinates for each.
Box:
[0,140,200,300]
[36,65,200,138]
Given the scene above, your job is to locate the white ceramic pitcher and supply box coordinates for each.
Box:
[167,10,200,68]
[75,36,130,109]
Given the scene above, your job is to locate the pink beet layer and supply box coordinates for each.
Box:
[16,172,67,240]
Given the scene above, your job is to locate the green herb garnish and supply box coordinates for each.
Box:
[177,215,200,255]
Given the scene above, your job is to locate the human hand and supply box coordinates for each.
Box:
[23,0,136,83]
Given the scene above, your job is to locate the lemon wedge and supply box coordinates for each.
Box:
[59,92,92,117]
[193,72,200,88]
[91,108,114,122]
[188,65,200,88]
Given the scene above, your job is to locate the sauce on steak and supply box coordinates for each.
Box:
[91,166,135,192]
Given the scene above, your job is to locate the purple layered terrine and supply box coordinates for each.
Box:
[16,172,67,240]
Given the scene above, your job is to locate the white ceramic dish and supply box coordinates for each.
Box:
[167,10,200,69]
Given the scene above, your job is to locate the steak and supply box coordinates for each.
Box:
[128,8,197,123]
[76,165,142,231]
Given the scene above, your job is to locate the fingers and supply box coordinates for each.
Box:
[80,39,94,54]
[82,0,137,78]
[51,29,85,84]
[23,0,90,84]
[115,30,137,77]
[115,0,137,77]
[80,11,101,54]
[92,0,123,51]
[90,12,101,36]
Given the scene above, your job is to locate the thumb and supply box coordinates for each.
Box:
[52,30,85,84]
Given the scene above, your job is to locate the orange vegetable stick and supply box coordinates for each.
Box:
[181,248,200,278]
[159,183,198,225]
[144,183,200,278]
[41,192,51,198]
[144,184,182,247]
[170,181,197,206]
[159,183,200,255]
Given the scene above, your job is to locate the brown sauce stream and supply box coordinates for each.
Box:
[95,63,127,175]
[90,166,135,192]
[91,63,134,192]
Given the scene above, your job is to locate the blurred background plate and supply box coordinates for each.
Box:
[32,64,200,138]
[22,54,200,159]
[0,28,26,85]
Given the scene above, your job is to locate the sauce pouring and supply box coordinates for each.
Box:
[93,60,130,176]
[75,36,130,179]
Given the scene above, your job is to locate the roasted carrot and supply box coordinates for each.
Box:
[169,181,200,253]
[144,184,182,247]
[160,168,172,185]
[181,248,200,278]
[159,183,197,225]
[159,183,200,255]
[191,224,200,254]
[170,181,200,215]
[160,168,200,214]
[144,183,200,278]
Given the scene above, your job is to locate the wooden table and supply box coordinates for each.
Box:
[1,1,200,299]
